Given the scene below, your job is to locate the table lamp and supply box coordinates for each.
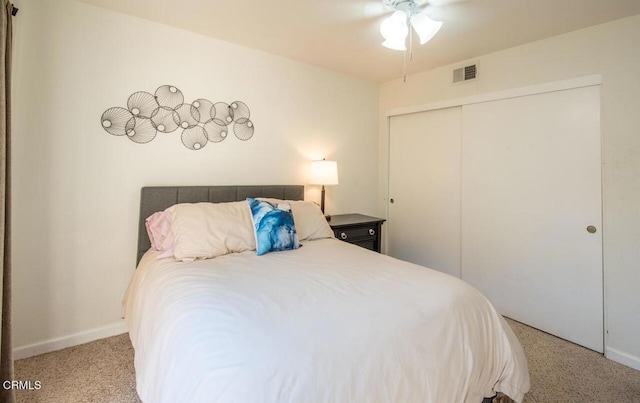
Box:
[309,159,339,220]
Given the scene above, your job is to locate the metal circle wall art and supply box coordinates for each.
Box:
[127,118,157,144]
[203,119,228,143]
[155,85,184,109]
[192,99,215,123]
[181,126,208,150]
[212,102,233,125]
[101,107,134,136]
[100,85,254,150]
[127,92,158,118]
[231,101,251,121]
[233,118,254,141]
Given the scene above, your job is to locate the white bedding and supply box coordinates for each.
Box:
[124,239,530,403]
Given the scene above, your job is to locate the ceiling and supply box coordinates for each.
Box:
[77,0,640,83]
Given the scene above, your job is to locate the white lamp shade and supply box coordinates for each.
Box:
[410,12,442,44]
[380,10,409,51]
[309,160,339,186]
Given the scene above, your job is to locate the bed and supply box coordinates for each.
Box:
[123,185,530,403]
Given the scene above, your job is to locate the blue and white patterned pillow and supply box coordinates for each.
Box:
[247,198,300,256]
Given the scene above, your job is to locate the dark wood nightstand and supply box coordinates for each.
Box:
[329,214,386,253]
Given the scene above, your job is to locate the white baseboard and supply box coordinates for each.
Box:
[606,346,640,371]
[13,320,128,360]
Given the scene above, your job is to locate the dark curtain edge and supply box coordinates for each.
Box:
[0,1,14,402]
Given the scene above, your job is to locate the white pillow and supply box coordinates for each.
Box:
[259,199,335,241]
[167,201,256,261]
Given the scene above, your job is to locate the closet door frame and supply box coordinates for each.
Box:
[384,74,605,349]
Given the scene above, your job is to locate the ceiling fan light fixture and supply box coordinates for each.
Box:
[380,10,409,50]
[382,37,408,51]
[379,0,442,81]
[410,12,442,44]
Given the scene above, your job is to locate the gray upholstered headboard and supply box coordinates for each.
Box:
[137,185,305,265]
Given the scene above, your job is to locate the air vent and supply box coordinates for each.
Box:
[453,63,478,84]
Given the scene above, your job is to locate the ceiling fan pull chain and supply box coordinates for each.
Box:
[409,28,414,61]
[403,47,407,82]
[404,28,413,82]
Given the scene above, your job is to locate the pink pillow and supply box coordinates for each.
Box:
[145,210,175,258]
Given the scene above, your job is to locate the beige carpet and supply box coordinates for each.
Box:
[15,333,140,403]
[14,318,640,402]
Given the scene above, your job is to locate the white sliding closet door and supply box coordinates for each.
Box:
[461,86,603,352]
[388,107,461,277]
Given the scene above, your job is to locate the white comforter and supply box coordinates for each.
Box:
[124,239,530,403]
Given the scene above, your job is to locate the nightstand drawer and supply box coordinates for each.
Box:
[329,214,386,253]
[333,226,378,242]
[352,240,376,251]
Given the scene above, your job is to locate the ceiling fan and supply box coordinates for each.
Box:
[380,0,443,51]
[379,0,443,81]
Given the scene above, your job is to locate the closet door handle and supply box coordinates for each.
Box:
[586,225,597,233]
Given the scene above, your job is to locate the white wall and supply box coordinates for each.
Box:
[379,14,640,369]
[11,0,379,357]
